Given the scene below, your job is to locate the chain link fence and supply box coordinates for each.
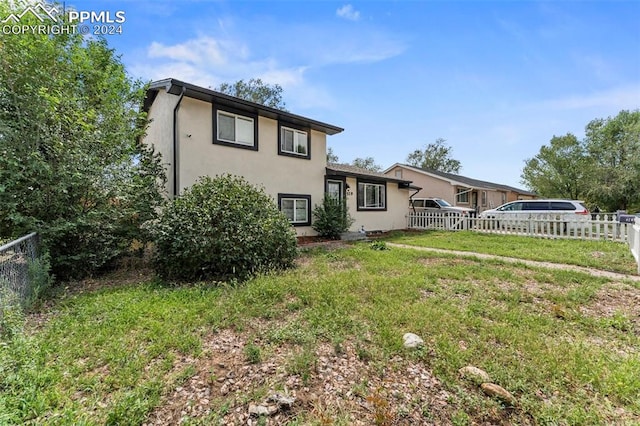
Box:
[0,232,41,321]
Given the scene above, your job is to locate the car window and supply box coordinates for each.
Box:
[550,202,576,211]
[523,201,550,211]
[436,199,452,207]
[425,200,439,208]
[412,200,424,208]
[500,202,522,211]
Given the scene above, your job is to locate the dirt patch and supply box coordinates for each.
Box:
[143,329,462,425]
[580,282,640,334]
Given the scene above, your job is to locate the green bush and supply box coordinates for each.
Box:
[312,195,354,240]
[151,175,298,282]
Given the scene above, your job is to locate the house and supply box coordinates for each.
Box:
[384,163,536,213]
[142,79,416,236]
[325,163,419,233]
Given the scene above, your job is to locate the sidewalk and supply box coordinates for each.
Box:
[387,243,640,282]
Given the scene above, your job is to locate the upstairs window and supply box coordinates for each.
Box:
[214,107,257,150]
[279,123,310,159]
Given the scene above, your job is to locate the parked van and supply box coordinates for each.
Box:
[480,199,590,230]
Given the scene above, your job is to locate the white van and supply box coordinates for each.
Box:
[480,199,590,230]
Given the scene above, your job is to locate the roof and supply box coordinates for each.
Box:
[326,163,420,189]
[144,78,344,136]
[386,163,536,196]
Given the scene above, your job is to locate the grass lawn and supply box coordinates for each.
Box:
[1,241,639,425]
[386,230,638,275]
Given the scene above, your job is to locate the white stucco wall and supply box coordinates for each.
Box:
[173,96,327,236]
[344,176,411,232]
[142,91,180,198]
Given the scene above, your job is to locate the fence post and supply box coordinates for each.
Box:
[629,218,640,275]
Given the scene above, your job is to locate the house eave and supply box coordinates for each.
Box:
[144,78,344,136]
[326,165,414,187]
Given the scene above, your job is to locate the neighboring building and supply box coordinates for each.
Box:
[142,78,417,236]
[326,164,419,232]
[384,164,536,214]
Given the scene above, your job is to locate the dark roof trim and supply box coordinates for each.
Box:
[326,164,414,186]
[144,78,344,136]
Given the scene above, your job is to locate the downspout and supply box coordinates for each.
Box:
[172,85,186,198]
[409,187,420,213]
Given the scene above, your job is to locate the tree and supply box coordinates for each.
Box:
[406,138,461,173]
[327,147,339,163]
[216,78,287,110]
[520,110,640,212]
[352,157,382,172]
[521,133,587,200]
[583,110,640,211]
[0,4,166,279]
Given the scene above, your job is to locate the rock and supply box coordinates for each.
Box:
[220,383,229,395]
[459,366,491,385]
[402,333,424,348]
[481,383,516,406]
[268,393,296,409]
[248,404,270,417]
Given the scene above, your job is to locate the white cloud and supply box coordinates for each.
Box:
[542,85,640,111]
[336,4,360,21]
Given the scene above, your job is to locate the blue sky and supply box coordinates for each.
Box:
[77,1,638,188]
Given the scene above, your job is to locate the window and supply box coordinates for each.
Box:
[499,202,523,211]
[501,192,507,205]
[357,181,386,210]
[481,191,487,207]
[550,202,576,211]
[326,179,344,201]
[456,188,469,204]
[394,169,403,178]
[279,123,310,158]
[278,194,311,226]
[213,107,257,150]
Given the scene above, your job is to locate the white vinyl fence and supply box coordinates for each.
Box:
[407,212,640,273]
[629,217,640,274]
[407,212,629,242]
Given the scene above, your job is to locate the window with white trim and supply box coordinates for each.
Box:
[214,108,257,149]
[278,194,311,226]
[481,191,487,207]
[456,188,469,204]
[357,181,386,210]
[279,125,309,157]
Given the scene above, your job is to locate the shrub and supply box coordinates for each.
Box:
[312,195,354,240]
[151,175,297,282]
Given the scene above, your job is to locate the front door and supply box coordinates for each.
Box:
[471,191,478,213]
[327,179,344,201]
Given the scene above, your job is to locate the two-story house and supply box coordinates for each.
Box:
[142,79,416,236]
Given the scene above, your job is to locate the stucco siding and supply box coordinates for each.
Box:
[344,177,410,232]
[389,167,456,202]
[174,96,326,236]
[143,91,180,198]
